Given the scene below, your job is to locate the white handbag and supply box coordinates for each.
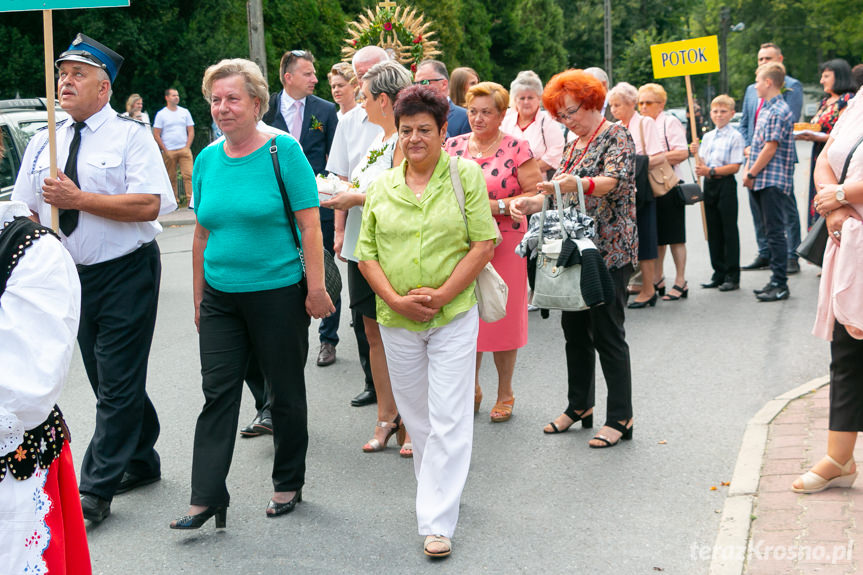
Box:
[448,157,508,323]
[531,178,596,312]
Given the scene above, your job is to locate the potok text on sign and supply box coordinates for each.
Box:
[650,35,720,79]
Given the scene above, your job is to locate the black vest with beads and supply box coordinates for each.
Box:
[0,216,69,482]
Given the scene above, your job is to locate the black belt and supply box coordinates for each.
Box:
[76,239,156,273]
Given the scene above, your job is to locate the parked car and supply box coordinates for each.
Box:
[0,98,68,201]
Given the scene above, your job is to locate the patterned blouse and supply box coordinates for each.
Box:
[557,122,638,271]
[811,93,853,135]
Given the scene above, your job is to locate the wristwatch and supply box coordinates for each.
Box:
[747,172,756,180]
[709,167,716,178]
[498,199,506,215]
[836,185,849,205]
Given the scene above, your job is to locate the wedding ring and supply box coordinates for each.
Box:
[833,230,841,238]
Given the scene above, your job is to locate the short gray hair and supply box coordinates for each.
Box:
[352,45,388,77]
[510,70,543,98]
[418,59,449,80]
[363,60,412,102]
[202,58,270,121]
[584,67,609,87]
[607,82,638,106]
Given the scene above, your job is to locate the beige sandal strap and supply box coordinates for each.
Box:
[825,455,854,474]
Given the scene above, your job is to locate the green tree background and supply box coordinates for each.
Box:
[0,0,859,139]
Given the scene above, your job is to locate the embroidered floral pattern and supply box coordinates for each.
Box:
[14,446,27,461]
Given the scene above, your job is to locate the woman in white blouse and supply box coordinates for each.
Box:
[321,60,415,456]
[501,70,565,180]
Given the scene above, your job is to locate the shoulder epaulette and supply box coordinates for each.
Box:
[117,113,148,126]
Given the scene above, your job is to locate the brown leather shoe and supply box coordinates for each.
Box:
[316,342,336,366]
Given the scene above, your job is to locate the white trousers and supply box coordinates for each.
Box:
[379,306,478,538]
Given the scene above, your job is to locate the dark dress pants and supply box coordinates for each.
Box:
[318,214,341,345]
[561,263,634,425]
[704,175,740,284]
[829,322,863,432]
[191,282,310,506]
[749,186,788,287]
[77,241,162,500]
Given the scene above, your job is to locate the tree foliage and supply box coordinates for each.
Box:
[0,0,859,137]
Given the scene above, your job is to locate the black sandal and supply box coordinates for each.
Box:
[661,282,688,301]
[589,419,634,448]
[543,407,593,434]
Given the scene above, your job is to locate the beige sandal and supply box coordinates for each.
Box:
[792,455,857,494]
[490,398,514,423]
[423,535,452,558]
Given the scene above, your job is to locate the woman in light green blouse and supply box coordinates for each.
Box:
[356,85,496,559]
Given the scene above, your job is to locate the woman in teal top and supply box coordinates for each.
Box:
[170,59,334,530]
[356,86,497,559]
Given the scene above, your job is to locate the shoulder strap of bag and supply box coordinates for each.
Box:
[269,137,306,274]
[839,133,863,184]
[449,155,502,246]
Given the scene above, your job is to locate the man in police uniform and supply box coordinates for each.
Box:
[12,34,176,522]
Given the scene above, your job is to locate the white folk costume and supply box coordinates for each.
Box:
[0,201,90,574]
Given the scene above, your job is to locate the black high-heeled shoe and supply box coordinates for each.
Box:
[627,292,658,309]
[654,277,666,297]
[662,282,688,301]
[169,505,227,529]
[266,488,302,518]
[543,407,593,434]
[589,419,634,448]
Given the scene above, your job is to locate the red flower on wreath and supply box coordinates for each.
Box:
[383,21,393,31]
[411,63,417,72]
[413,35,422,44]
[352,40,357,46]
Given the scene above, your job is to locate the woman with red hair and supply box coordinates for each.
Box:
[512,69,637,448]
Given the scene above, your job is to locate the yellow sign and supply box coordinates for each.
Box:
[650,36,720,79]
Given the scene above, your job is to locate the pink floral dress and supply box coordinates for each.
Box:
[445,133,534,351]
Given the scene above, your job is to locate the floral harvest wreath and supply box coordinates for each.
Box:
[342,1,440,72]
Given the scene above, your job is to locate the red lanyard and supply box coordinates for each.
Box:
[562,118,606,173]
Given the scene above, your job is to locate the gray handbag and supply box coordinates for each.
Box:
[531,178,595,312]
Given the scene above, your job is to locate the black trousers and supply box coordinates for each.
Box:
[704,175,740,284]
[192,282,310,506]
[77,241,162,500]
[318,216,341,345]
[561,263,634,425]
[829,322,863,432]
[749,186,788,287]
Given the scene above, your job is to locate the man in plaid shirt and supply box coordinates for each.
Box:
[743,62,795,302]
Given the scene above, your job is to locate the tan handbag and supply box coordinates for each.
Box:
[647,116,680,197]
[448,157,508,323]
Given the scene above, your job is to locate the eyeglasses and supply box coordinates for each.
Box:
[555,103,582,122]
[413,78,445,86]
[638,100,658,107]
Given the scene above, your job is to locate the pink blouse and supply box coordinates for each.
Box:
[656,111,688,180]
[622,111,663,156]
[501,109,564,175]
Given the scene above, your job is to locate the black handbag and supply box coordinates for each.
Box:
[268,137,342,302]
[795,132,863,266]
[675,154,703,205]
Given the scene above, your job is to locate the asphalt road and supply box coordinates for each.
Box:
[59,144,829,574]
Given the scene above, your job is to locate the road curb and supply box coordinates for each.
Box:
[707,374,830,575]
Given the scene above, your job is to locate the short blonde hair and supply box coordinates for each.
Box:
[756,62,786,89]
[638,83,667,106]
[328,62,356,86]
[465,81,509,114]
[202,58,270,121]
[711,94,735,110]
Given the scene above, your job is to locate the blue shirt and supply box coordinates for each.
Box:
[750,95,795,193]
[700,124,745,168]
[193,135,318,292]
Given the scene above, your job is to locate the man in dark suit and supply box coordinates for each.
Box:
[414,60,471,138]
[262,49,341,367]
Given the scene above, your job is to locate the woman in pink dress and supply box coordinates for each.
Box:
[445,82,543,422]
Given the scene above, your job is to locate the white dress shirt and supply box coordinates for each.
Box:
[12,103,176,265]
[280,90,306,136]
[325,105,384,178]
